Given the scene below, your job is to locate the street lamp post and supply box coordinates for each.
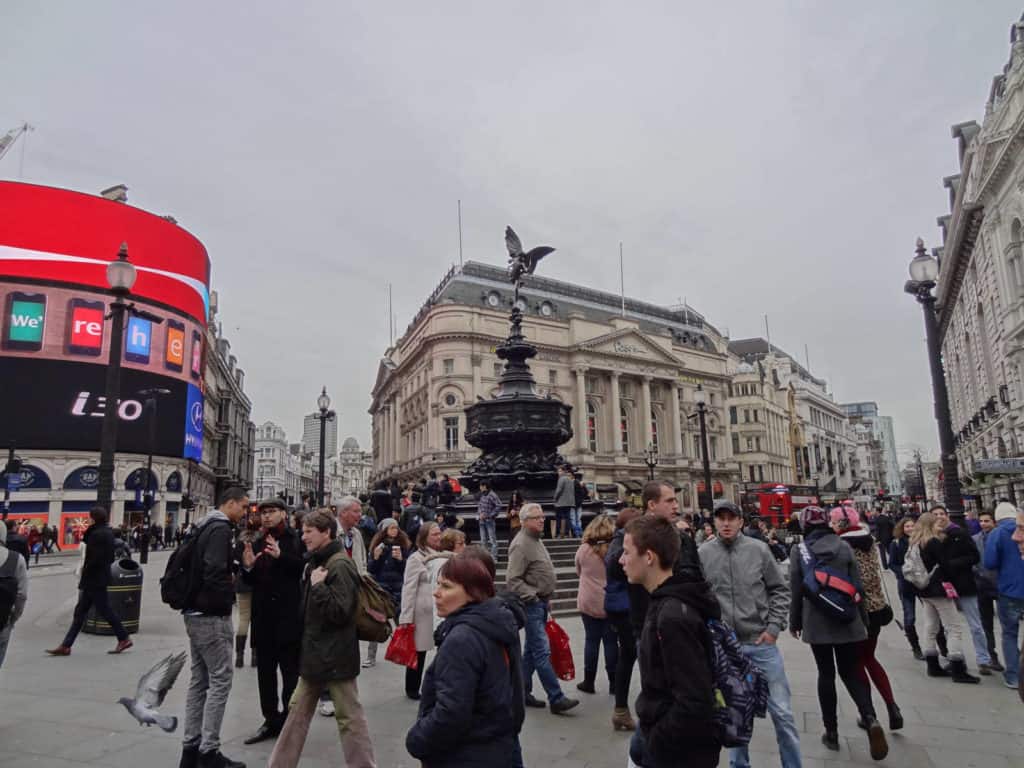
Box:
[643,443,659,481]
[138,387,170,564]
[904,237,965,524]
[96,244,138,515]
[693,384,714,522]
[315,387,336,507]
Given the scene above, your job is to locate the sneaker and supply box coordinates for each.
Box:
[988,659,1005,672]
[318,699,335,717]
[108,639,133,654]
[1004,678,1020,690]
[978,664,993,676]
[361,658,376,668]
[550,697,580,715]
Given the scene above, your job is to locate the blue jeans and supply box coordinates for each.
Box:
[522,601,564,704]
[958,596,991,666]
[0,624,11,668]
[998,595,1024,685]
[731,643,801,768]
[898,585,916,630]
[580,614,618,688]
[479,518,497,558]
[570,507,583,537]
[555,507,572,537]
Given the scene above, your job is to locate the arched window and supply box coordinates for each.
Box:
[586,401,598,452]
[620,406,630,454]
[650,408,660,454]
[977,303,997,397]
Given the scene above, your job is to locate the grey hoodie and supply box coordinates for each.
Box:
[699,532,789,643]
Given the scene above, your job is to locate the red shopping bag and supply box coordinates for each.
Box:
[385,624,419,669]
[545,618,575,681]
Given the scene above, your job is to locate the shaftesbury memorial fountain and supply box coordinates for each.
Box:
[460,227,573,504]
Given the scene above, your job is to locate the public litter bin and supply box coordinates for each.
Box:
[83,558,143,635]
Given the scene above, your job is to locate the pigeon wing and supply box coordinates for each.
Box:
[136,651,188,709]
[505,227,523,258]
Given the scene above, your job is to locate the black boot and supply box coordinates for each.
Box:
[950,658,980,684]
[821,730,839,751]
[234,636,245,669]
[179,745,199,768]
[906,626,924,660]
[862,716,888,761]
[887,701,904,731]
[198,750,245,768]
[925,652,949,677]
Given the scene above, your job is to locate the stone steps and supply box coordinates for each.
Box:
[489,537,585,618]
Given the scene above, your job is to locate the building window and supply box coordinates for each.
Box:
[710,436,718,460]
[1007,219,1024,298]
[548,369,557,385]
[753,409,759,423]
[749,465,756,482]
[744,409,750,423]
[755,436,762,451]
[444,417,459,451]
[620,406,631,454]
[729,406,737,424]
[586,401,598,452]
[758,465,764,482]
[694,434,702,458]
[444,393,457,407]
[732,433,740,454]
[443,358,454,375]
[650,408,660,454]
[746,437,754,451]
[585,376,598,394]
[493,362,503,378]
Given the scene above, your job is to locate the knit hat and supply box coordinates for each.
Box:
[829,506,860,528]
[995,501,1019,522]
[799,505,829,529]
[378,517,399,532]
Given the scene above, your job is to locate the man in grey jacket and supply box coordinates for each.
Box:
[699,500,801,768]
[507,503,578,714]
[553,464,575,539]
[0,521,28,668]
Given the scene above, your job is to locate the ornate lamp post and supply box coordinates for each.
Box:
[96,244,137,514]
[904,238,964,523]
[643,443,659,481]
[315,387,336,507]
[693,384,714,521]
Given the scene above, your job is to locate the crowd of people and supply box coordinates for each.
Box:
[2,478,1023,768]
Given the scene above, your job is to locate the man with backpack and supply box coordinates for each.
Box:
[46,506,133,657]
[0,521,28,668]
[177,487,249,768]
[239,498,304,745]
[620,513,722,768]
[699,500,800,768]
[267,508,377,768]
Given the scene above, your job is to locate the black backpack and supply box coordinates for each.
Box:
[0,550,20,627]
[160,521,225,610]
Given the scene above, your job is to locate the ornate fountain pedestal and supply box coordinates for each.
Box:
[460,306,573,503]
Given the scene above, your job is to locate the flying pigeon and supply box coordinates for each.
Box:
[505,226,555,284]
[118,651,188,733]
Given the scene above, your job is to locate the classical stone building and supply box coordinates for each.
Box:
[728,338,855,500]
[331,437,372,496]
[725,353,795,486]
[933,16,1024,508]
[369,262,742,510]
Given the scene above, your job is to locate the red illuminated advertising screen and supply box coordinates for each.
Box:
[0,182,210,461]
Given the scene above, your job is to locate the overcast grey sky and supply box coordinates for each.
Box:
[3,2,1020,456]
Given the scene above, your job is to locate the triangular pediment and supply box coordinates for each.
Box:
[574,328,681,365]
[370,357,397,402]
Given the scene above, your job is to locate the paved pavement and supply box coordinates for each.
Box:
[2,549,1023,767]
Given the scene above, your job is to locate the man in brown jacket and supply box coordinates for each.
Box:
[506,503,578,714]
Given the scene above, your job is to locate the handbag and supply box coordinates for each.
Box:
[545,618,575,681]
[870,604,894,629]
[385,624,419,669]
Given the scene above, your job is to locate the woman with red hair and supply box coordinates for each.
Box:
[406,554,525,767]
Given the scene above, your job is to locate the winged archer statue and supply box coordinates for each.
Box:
[505,226,554,304]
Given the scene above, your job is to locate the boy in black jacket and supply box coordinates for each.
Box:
[620,515,721,768]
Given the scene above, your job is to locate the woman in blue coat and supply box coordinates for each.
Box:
[365,519,410,667]
[406,553,524,768]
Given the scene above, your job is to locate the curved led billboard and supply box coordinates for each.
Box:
[0,182,210,461]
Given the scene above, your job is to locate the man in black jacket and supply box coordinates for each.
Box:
[46,506,132,656]
[4,520,30,568]
[240,498,304,744]
[620,514,721,768]
[180,487,249,768]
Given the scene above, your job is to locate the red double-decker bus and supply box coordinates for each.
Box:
[740,484,820,527]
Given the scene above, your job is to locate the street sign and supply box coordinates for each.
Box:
[973,457,1024,475]
[6,474,21,491]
